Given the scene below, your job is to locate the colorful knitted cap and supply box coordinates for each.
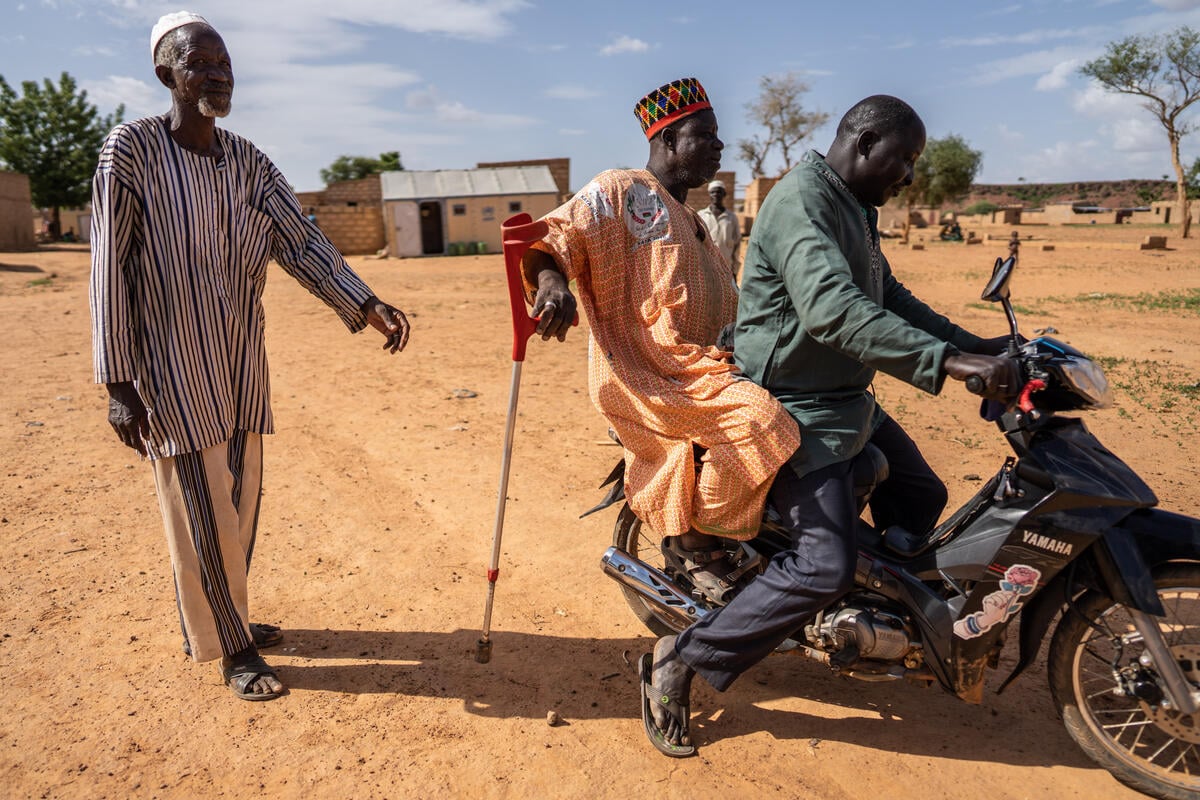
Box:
[634,77,711,140]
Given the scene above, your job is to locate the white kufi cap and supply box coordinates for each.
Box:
[708,180,725,192]
[150,11,211,60]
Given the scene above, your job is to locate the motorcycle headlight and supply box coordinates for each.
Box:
[1058,356,1112,409]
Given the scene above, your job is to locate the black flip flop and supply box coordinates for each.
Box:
[221,653,284,701]
[639,652,696,758]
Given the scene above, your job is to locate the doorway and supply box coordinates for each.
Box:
[419,201,444,255]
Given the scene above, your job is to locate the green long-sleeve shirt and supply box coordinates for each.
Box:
[734,150,983,476]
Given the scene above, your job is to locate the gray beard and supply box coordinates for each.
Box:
[198,96,231,118]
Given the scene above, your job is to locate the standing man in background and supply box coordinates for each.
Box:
[698,179,740,277]
[90,11,411,701]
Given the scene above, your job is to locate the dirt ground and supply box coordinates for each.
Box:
[2,223,1198,799]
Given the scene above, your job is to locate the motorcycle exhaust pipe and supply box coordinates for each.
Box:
[601,546,709,629]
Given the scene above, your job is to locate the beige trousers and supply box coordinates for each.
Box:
[152,430,262,663]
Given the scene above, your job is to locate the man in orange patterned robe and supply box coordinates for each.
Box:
[522,78,800,600]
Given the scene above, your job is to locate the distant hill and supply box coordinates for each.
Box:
[957,179,1175,211]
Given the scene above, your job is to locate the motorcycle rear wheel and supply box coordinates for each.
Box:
[1048,564,1200,800]
[611,503,695,637]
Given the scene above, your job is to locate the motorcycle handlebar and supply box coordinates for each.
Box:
[965,375,985,395]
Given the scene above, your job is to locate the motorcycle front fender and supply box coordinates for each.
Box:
[1117,507,1200,568]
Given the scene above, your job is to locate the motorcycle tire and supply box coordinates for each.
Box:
[611,503,695,637]
[1048,563,1200,800]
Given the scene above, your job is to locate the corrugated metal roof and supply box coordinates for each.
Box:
[380,166,558,200]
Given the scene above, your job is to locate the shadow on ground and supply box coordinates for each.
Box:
[272,627,1089,770]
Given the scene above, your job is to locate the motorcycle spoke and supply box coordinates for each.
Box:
[1102,716,1153,736]
[1093,706,1147,716]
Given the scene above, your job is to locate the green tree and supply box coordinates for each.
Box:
[894,134,982,243]
[319,150,403,185]
[737,73,828,178]
[1081,27,1200,238]
[0,71,123,238]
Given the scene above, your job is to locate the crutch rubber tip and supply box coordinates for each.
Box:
[475,638,493,663]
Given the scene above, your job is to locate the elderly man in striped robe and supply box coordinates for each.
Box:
[90,11,411,701]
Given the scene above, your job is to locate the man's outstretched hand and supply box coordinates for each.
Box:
[362,296,411,354]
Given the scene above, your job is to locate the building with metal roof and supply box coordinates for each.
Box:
[381,166,560,257]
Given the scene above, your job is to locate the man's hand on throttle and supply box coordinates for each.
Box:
[945,353,1022,401]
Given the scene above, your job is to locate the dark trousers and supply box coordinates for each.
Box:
[675,414,946,691]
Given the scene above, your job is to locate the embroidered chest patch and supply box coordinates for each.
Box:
[579,180,615,221]
[625,183,670,245]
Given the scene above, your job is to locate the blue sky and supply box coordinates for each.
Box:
[3,0,1200,192]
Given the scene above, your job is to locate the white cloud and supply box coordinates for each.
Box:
[559,128,586,136]
[1017,139,1104,182]
[1108,116,1161,153]
[600,35,649,56]
[544,84,599,100]
[997,123,1024,143]
[127,0,533,44]
[1035,59,1079,91]
[942,27,1100,48]
[403,84,535,128]
[81,75,161,117]
[964,45,1088,86]
[1152,0,1200,10]
[73,44,117,57]
[1072,82,1144,118]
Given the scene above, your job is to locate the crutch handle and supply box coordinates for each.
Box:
[501,213,578,362]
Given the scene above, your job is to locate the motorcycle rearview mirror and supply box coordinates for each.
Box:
[979,256,1021,352]
[981,256,1014,303]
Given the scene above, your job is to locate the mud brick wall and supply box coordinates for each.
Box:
[0,171,35,250]
[294,177,384,255]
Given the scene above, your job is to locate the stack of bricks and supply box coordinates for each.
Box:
[684,170,736,213]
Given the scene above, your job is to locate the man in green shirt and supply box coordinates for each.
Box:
[640,95,1017,756]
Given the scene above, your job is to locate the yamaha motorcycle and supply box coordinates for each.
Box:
[593,256,1200,800]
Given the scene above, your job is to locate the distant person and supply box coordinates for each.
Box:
[90,11,411,702]
[697,179,740,275]
[307,208,318,225]
[1008,230,1020,259]
[939,220,962,241]
[62,227,77,243]
[524,77,800,603]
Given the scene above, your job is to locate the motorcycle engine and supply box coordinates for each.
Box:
[810,601,917,663]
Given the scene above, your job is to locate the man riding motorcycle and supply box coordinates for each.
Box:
[641,94,1020,757]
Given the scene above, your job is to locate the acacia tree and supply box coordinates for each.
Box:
[0,72,123,238]
[894,134,982,244]
[737,73,828,178]
[320,150,403,185]
[1080,27,1200,238]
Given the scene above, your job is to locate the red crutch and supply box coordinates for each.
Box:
[475,213,576,663]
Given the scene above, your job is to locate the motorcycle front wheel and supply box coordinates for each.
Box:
[611,503,693,637]
[1048,564,1200,800]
